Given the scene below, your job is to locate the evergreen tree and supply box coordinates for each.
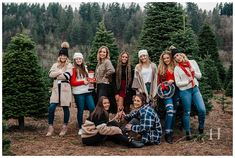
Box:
[224,61,233,89]
[186,2,202,35]
[198,24,225,84]
[203,55,221,90]
[170,27,198,56]
[3,33,49,129]
[2,120,14,155]
[196,57,214,113]
[139,2,184,63]
[225,61,233,97]
[225,81,233,97]
[87,20,118,70]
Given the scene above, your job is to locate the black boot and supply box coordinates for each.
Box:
[165,133,173,144]
[186,131,192,140]
[198,128,204,134]
[129,140,144,148]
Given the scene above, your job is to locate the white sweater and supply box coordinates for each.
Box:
[174,60,202,91]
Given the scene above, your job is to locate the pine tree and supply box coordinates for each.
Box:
[186,2,202,35]
[225,61,233,97]
[139,2,184,63]
[170,27,199,56]
[87,20,119,70]
[203,55,221,90]
[198,24,226,84]
[3,33,49,129]
[224,61,233,89]
[225,81,233,97]
[196,57,214,113]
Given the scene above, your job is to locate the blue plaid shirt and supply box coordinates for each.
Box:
[125,104,162,144]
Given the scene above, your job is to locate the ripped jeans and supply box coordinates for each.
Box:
[164,98,176,134]
[180,86,206,132]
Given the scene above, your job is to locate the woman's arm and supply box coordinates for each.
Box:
[49,63,62,78]
[131,110,154,133]
[174,67,190,87]
[70,68,85,86]
[191,60,202,79]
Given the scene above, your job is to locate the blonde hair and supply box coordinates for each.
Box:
[138,53,151,67]
[174,53,189,63]
[57,56,70,68]
[158,50,175,76]
[97,46,110,63]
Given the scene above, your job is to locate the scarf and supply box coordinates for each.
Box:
[178,61,195,87]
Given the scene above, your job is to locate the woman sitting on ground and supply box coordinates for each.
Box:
[81,96,144,148]
[124,93,162,145]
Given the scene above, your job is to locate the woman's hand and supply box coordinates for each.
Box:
[115,94,120,101]
[83,79,89,85]
[125,124,132,131]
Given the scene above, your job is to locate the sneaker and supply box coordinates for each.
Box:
[59,125,68,136]
[78,129,83,135]
[46,125,54,136]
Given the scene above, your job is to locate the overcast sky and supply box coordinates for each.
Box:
[2,1,231,11]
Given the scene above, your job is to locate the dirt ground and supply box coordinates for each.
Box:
[4,92,233,156]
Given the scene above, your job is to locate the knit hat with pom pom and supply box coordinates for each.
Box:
[58,42,69,57]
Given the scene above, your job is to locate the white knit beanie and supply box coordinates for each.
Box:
[73,52,83,59]
[138,49,148,58]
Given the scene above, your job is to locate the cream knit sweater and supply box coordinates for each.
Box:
[174,60,202,91]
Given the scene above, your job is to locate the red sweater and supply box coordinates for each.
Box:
[70,68,85,86]
[157,69,175,84]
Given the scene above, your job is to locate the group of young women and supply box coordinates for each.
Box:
[45,42,206,148]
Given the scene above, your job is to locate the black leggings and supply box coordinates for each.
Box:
[82,133,130,146]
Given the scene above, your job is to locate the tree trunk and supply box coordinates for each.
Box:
[18,116,24,130]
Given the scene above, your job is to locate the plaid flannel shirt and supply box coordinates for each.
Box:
[125,104,162,144]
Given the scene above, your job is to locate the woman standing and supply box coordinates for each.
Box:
[81,96,144,148]
[115,51,135,113]
[157,50,177,144]
[132,49,158,103]
[46,42,73,136]
[124,93,162,145]
[70,52,95,135]
[173,50,206,140]
[95,46,115,112]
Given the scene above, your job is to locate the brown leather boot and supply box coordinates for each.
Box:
[59,125,68,136]
[46,125,54,136]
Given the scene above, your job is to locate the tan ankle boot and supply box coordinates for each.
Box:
[46,125,54,136]
[59,125,67,136]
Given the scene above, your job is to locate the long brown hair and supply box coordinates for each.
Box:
[73,59,88,78]
[158,50,175,76]
[90,96,109,121]
[116,51,132,87]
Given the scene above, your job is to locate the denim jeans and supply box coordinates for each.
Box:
[74,93,95,128]
[48,103,70,125]
[164,98,176,134]
[163,85,179,134]
[179,86,206,132]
